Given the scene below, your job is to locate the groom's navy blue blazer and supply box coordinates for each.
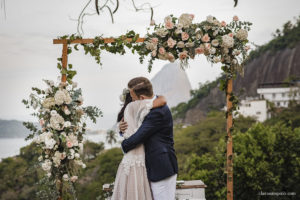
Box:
[121,104,178,182]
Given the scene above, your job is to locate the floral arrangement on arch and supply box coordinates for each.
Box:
[22,78,102,187]
[141,14,252,73]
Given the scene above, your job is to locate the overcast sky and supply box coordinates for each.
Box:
[0,0,299,130]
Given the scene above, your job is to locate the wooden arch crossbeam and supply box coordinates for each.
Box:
[53,37,234,200]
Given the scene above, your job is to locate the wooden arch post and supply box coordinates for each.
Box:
[53,37,234,200]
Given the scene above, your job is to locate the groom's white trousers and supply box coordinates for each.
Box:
[150,173,177,200]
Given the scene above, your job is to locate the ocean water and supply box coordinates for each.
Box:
[0,138,32,161]
[0,134,123,162]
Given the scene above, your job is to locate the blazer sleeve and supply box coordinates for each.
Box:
[121,109,163,153]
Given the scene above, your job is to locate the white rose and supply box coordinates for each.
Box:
[206,15,214,23]
[50,110,57,116]
[178,14,193,28]
[155,28,168,37]
[75,153,80,158]
[211,39,219,47]
[63,174,69,181]
[64,121,71,128]
[185,42,195,48]
[50,113,64,130]
[42,97,55,109]
[45,138,56,149]
[221,35,234,48]
[236,29,248,40]
[209,47,216,54]
[177,41,185,48]
[54,90,65,105]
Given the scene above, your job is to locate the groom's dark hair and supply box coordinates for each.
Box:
[128,77,153,97]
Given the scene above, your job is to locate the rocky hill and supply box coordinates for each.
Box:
[151,62,192,108]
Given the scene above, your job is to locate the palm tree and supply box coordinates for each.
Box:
[106,129,117,148]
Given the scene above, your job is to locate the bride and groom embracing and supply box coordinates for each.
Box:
[111,77,178,200]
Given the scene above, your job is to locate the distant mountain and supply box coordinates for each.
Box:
[151,62,192,108]
[0,119,33,138]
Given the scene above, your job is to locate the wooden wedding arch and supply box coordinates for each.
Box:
[53,37,234,200]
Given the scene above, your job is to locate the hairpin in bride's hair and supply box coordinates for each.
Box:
[119,88,130,103]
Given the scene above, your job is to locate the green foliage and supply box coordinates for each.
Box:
[174,110,256,176]
[178,116,300,199]
[264,104,300,129]
[82,140,105,161]
[247,16,300,63]
[75,148,123,200]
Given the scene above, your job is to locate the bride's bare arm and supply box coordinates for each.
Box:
[152,95,167,108]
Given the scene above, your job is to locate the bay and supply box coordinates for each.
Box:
[0,134,122,162]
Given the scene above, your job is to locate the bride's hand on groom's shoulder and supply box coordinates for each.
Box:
[119,120,128,133]
[153,95,167,108]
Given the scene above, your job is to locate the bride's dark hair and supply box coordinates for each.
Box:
[117,92,132,122]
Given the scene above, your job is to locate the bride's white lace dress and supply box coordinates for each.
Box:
[111,99,154,200]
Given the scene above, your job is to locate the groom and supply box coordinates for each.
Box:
[119,77,178,200]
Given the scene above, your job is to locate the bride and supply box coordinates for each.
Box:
[111,87,167,200]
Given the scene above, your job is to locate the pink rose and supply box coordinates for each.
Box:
[190,14,195,20]
[167,37,177,48]
[228,33,234,37]
[151,37,158,44]
[159,47,166,55]
[165,21,174,29]
[221,21,226,27]
[201,34,210,43]
[195,47,205,54]
[67,141,73,148]
[181,32,189,41]
[179,51,188,60]
[233,15,239,21]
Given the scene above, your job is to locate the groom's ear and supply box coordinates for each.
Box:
[139,95,145,100]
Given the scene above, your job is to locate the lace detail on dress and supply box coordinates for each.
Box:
[121,154,145,175]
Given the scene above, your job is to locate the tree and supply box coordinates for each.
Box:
[83,140,105,160]
[106,129,117,148]
[181,122,300,200]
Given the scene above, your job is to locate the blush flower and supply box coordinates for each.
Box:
[167,38,177,48]
[221,21,226,27]
[165,21,174,29]
[179,51,188,60]
[151,38,158,44]
[159,47,166,55]
[181,32,189,41]
[201,34,210,43]
[195,47,205,54]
